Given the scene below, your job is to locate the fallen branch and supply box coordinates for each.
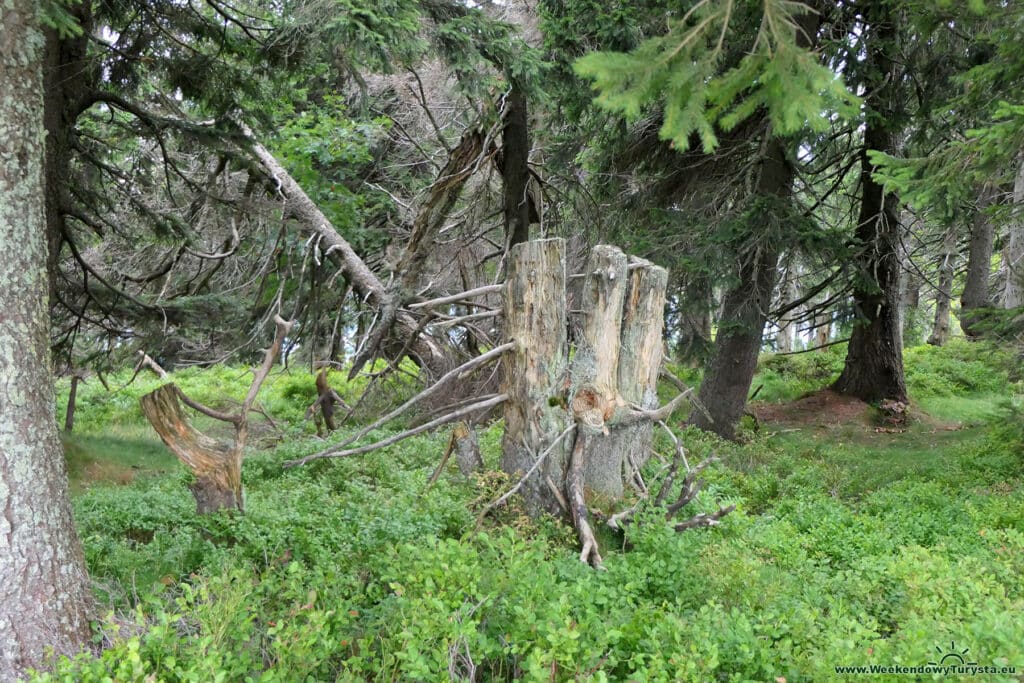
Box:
[567,431,604,569]
[660,367,713,423]
[475,425,576,528]
[284,393,509,467]
[408,284,504,310]
[333,342,513,451]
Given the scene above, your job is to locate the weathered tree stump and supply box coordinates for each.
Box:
[573,245,629,500]
[140,384,243,513]
[141,315,292,514]
[500,238,570,516]
[614,258,668,478]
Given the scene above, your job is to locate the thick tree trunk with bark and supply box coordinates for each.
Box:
[961,185,996,337]
[928,228,957,346]
[833,11,908,404]
[500,239,570,516]
[1,5,93,675]
[690,137,791,440]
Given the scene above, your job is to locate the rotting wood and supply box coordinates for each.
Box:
[613,258,668,478]
[141,315,292,513]
[572,245,629,500]
[499,238,571,517]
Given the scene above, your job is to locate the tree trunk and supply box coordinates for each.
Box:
[502,85,532,247]
[1,4,94,675]
[833,10,908,404]
[140,385,243,514]
[1002,158,1024,309]
[777,259,797,353]
[64,373,83,432]
[927,227,957,346]
[690,136,791,440]
[500,239,570,516]
[960,184,996,337]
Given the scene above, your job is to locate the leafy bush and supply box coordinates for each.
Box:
[904,339,1012,397]
[37,345,1024,681]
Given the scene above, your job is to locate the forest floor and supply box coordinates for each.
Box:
[42,339,1024,682]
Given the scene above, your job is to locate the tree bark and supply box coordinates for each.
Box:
[574,246,629,500]
[833,9,908,404]
[690,136,792,440]
[1002,158,1024,309]
[1,4,94,675]
[615,259,668,475]
[500,239,570,516]
[927,227,957,346]
[960,184,996,337]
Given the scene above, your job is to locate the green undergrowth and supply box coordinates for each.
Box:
[38,342,1024,681]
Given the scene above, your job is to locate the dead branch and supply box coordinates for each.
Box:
[660,367,713,423]
[408,284,504,310]
[284,393,509,467]
[673,506,736,531]
[333,341,513,451]
[568,431,604,569]
[475,425,576,528]
[137,350,169,378]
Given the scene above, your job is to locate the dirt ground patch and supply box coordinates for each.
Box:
[752,389,872,427]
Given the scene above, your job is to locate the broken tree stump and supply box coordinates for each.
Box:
[141,384,242,514]
[574,245,630,501]
[500,238,571,516]
[140,315,293,514]
[615,258,669,477]
[453,421,484,476]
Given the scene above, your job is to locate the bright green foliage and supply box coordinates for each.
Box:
[39,0,83,38]
[33,343,1024,680]
[573,0,858,152]
[272,96,392,251]
[870,3,1024,220]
